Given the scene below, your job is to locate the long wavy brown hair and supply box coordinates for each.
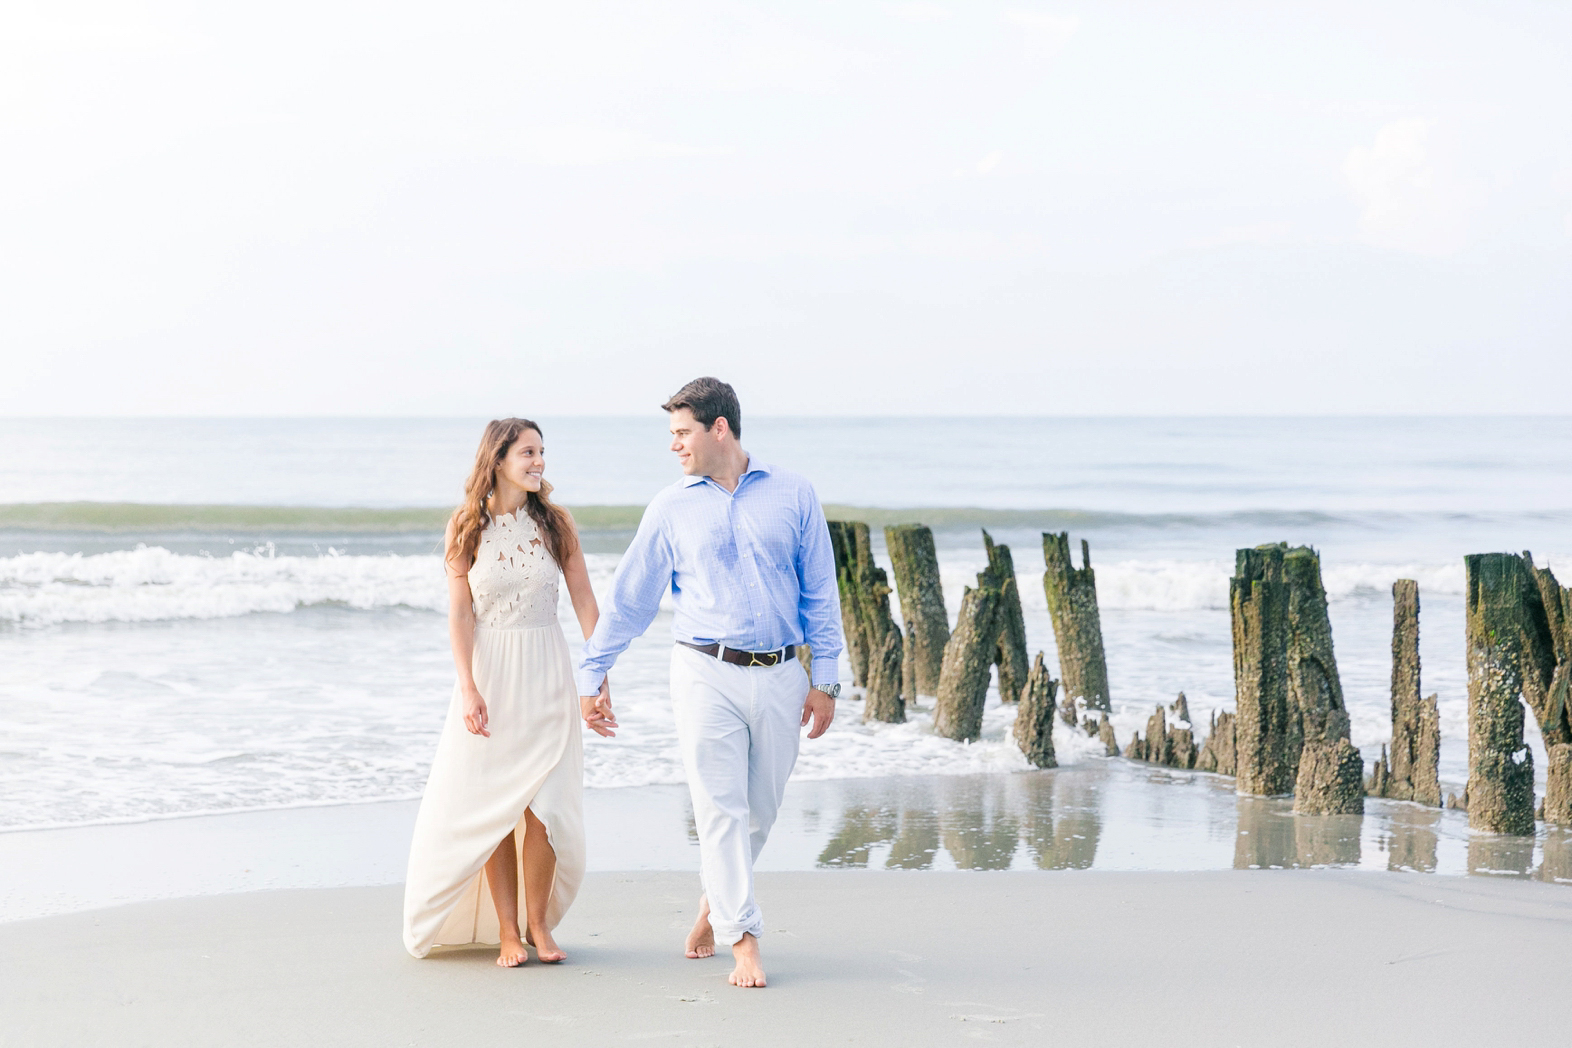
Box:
[447,418,578,571]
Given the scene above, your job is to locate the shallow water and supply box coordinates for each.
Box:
[3,415,1570,833]
[781,766,1572,882]
[5,765,1566,922]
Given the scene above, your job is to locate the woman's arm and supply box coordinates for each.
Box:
[560,519,617,737]
[445,520,489,737]
[560,527,600,641]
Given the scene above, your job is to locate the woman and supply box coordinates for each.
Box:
[403,418,614,965]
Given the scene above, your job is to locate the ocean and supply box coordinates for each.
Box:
[3,416,1570,833]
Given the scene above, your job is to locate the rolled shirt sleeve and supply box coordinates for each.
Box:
[575,504,673,696]
[795,483,844,688]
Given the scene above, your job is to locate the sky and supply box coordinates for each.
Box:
[1,0,1569,417]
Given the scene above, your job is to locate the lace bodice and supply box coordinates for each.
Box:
[467,511,560,629]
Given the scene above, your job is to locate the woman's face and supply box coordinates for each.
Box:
[496,430,544,494]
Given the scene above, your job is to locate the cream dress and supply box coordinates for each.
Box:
[402,510,586,958]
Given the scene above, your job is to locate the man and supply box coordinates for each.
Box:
[576,376,843,989]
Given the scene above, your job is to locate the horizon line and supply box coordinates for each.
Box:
[4,412,1571,422]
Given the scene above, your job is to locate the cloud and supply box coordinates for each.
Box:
[1343,118,1482,256]
[975,150,1004,175]
[1002,10,1081,50]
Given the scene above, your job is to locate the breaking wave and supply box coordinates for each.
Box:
[1,544,1489,628]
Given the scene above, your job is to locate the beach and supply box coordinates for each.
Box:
[5,415,1572,1043]
[6,868,1572,1048]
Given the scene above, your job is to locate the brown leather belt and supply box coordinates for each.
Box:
[678,641,796,668]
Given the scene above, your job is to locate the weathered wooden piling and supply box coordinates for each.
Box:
[1526,558,1572,827]
[1294,738,1365,815]
[984,531,1030,705]
[1146,707,1172,765]
[1231,545,1295,795]
[1368,580,1441,805]
[1012,653,1059,769]
[933,570,1002,743]
[1041,533,1111,713]
[1096,717,1120,756]
[1230,543,1361,811]
[1366,745,1389,798]
[1458,553,1572,829]
[1124,700,1197,769]
[1123,729,1146,761]
[1167,693,1197,767]
[1464,553,1540,835]
[1280,545,1362,815]
[885,524,951,698]
[827,521,905,723]
[1196,710,1237,775]
[864,628,906,724]
[1171,692,1192,728]
[1544,745,1572,827]
[828,521,869,686]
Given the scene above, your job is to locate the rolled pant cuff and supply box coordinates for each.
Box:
[710,918,764,946]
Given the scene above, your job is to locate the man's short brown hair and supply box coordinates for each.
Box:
[662,377,741,438]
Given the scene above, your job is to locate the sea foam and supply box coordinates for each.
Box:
[1,546,1482,628]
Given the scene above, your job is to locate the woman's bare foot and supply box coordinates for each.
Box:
[684,895,715,959]
[728,933,766,988]
[497,934,528,968]
[524,926,566,963]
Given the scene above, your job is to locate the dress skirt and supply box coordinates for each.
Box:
[402,622,585,958]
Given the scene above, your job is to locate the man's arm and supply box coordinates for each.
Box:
[795,482,844,692]
[575,501,674,697]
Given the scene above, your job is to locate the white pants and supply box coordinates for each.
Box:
[670,644,810,946]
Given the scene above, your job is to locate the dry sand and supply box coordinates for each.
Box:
[3,869,1570,1048]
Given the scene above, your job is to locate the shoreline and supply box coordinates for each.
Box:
[5,869,1571,1047]
[6,767,1568,924]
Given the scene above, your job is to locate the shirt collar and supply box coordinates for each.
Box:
[682,454,771,487]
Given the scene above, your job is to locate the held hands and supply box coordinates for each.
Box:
[462,686,490,737]
[801,687,836,739]
[581,678,618,738]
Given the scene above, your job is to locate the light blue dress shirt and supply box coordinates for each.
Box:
[575,457,844,694]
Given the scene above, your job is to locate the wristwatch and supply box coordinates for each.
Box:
[815,682,841,699]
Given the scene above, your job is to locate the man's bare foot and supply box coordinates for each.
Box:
[684,895,715,959]
[524,925,566,963]
[728,933,766,988]
[497,934,528,968]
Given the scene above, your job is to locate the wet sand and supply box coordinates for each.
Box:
[6,766,1570,921]
[4,869,1571,1048]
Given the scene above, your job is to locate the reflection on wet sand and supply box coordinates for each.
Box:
[1233,797,1363,868]
[1540,829,1572,885]
[814,773,1102,870]
[1295,815,1362,867]
[1380,805,1439,873]
[1233,798,1293,868]
[1468,833,1536,877]
[1021,775,1101,870]
[787,762,1572,883]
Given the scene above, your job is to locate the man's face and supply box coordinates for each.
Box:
[669,407,722,476]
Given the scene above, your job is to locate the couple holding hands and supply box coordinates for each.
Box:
[401,377,844,989]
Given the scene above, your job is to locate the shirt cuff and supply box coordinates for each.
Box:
[810,654,840,690]
[574,668,606,697]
